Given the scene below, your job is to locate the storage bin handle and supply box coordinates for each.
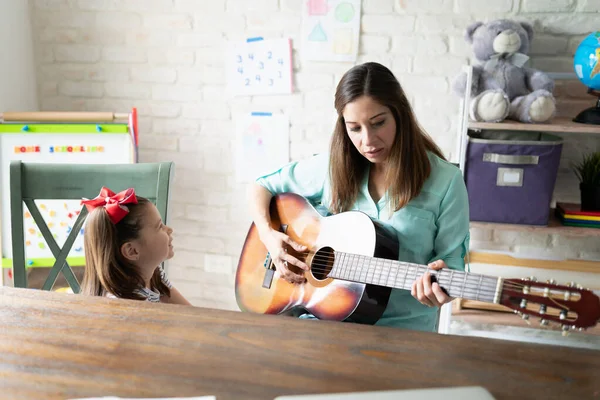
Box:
[482,153,539,165]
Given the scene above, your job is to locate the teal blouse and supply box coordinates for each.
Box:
[256,151,470,332]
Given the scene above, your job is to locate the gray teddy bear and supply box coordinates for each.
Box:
[453,19,556,123]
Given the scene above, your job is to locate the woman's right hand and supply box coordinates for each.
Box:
[259,227,309,284]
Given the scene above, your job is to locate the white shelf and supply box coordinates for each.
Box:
[468,117,600,135]
[470,209,600,238]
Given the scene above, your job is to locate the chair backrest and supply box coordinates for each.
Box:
[9,161,174,292]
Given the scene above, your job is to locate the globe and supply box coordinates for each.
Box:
[573,31,600,124]
[574,31,600,90]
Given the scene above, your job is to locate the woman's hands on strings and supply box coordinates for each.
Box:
[259,228,308,284]
[411,259,453,308]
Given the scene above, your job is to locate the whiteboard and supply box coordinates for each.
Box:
[0,129,133,260]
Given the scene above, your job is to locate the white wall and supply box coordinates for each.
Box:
[0,0,38,111]
[28,0,600,310]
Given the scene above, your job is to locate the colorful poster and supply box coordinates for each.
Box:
[23,201,85,258]
[301,0,361,62]
[226,38,294,96]
[0,129,133,260]
[234,112,290,183]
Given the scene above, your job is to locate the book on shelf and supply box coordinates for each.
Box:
[556,202,600,218]
[555,205,600,228]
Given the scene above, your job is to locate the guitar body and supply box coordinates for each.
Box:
[235,193,398,324]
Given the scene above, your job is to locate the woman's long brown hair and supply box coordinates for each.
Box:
[329,62,445,214]
[81,197,170,300]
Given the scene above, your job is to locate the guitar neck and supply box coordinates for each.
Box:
[328,252,502,303]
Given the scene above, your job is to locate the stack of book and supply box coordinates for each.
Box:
[556,203,600,229]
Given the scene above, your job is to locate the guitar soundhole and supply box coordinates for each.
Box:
[312,246,334,281]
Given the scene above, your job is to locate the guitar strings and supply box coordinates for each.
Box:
[304,258,577,317]
[266,247,583,306]
[267,251,580,296]
[273,256,579,315]
[294,251,553,292]
[269,255,577,319]
[285,251,521,290]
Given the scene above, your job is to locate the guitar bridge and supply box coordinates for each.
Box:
[261,225,288,289]
[262,252,275,289]
[262,268,275,289]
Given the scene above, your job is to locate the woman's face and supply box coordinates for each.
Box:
[342,95,396,164]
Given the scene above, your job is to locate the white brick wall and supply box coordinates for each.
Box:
[29,0,600,310]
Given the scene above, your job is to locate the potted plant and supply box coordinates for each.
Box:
[573,151,600,211]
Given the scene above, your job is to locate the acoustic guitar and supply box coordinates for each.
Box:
[235,193,600,331]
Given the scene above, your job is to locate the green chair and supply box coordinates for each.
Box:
[9,161,174,292]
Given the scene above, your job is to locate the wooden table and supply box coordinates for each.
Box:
[1,287,598,400]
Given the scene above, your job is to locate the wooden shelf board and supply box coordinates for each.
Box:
[470,209,600,238]
[456,299,512,313]
[468,251,600,273]
[468,117,600,135]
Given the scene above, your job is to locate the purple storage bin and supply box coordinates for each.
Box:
[465,130,563,225]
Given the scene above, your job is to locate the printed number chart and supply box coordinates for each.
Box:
[227,37,294,96]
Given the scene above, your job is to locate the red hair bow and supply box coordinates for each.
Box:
[81,187,138,224]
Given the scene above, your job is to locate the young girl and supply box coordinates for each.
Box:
[81,186,191,305]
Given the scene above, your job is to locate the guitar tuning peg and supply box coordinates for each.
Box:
[547,279,556,285]
[539,304,547,315]
[559,310,568,320]
[520,299,527,308]
[540,319,549,326]
[561,325,570,337]
[564,291,571,301]
[568,281,576,287]
[529,276,537,282]
[576,284,584,290]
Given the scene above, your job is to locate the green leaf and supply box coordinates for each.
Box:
[573,152,600,186]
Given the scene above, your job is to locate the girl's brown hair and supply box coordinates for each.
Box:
[81,196,170,300]
[329,62,445,214]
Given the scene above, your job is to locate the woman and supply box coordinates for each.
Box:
[248,62,470,332]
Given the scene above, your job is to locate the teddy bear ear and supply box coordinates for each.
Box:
[464,22,483,44]
[520,22,534,41]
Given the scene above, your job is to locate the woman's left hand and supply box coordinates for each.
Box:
[411,260,453,308]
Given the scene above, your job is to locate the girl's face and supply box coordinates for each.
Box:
[126,203,174,272]
[342,95,397,164]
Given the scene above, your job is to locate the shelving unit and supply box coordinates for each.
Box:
[464,117,600,272]
[454,65,600,316]
[465,118,600,242]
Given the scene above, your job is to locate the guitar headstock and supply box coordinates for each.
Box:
[500,277,600,332]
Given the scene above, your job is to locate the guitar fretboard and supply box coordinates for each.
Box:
[328,252,500,303]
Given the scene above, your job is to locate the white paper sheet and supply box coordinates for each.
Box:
[73,396,216,400]
[234,112,290,183]
[226,37,293,96]
[300,0,361,62]
[275,386,495,399]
